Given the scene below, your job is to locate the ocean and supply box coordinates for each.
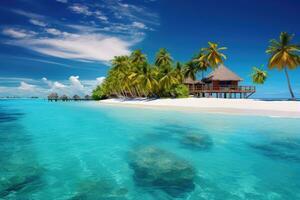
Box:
[0,99,299,199]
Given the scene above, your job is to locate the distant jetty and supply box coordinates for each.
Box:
[47,93,92,101]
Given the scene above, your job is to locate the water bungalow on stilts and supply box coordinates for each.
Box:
[48,93,93,101]
[60,95,69,101]
[184,65,255,99]
[73,95,81,101]
[47,93,59,101]
[84,95,92,100]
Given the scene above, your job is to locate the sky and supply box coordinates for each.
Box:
[0,0,300,98]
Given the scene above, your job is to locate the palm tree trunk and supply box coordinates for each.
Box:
[202,71,204,79]
[121,88,126,98]
[136,86,141,97]
[284,67,295,100]
[127,85,134,98]
[141,88,147,97]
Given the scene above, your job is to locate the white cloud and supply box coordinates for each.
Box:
[69,4,108,22]
[42,77,53,87]
[0,76,104,97]
[49,76,102,96]
[53,81,67,89]
[42,77,67,91]
[45,28,62,35]
[0,85,45,97]
[96,77,105,85]
[29,19,46,27]
[69,75,84,93]
[104,1,159,25]
[69,4,92,16]
[11,9,44,20]
[42,77,48,82]
[96,15,108,22]
[94,10,108,22]
[67,24,100,33]
[4,1,158,64]
[67,23,148,37]
[2,28,36,38]
[132,21,147,29]
[8,34,133,62]
[10,81,48,97]
[81,76,105,89]
[18,81,36,91]
[45,28,76,38]
[0,77,39,85]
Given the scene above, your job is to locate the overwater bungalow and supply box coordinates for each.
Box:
[184,65,255,98]
[183,77,203,94]
[48,92,59,101]
[60,95,69,101]
[47,93,93,101]
[73,95,81,101]
[84,95,92,100]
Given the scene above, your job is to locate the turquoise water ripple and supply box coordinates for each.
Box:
[0,99,300,200]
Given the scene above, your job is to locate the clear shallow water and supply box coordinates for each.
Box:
[0,99,300,200]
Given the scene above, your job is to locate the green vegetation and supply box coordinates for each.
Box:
[200,42,227,68]
[91,33,300,100]
[266,32,300,100]
[170,84,190,98]
[251,67,267,84]
[93,42,227,99]
[92,84,108,100]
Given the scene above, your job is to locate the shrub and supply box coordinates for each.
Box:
[169,84,189,98]
[92,84,108,100]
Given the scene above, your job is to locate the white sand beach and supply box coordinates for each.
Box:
[100,98,300,118]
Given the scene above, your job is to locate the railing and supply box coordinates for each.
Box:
[190,85,256,93]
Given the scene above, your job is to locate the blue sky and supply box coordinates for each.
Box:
[0,0,299,98]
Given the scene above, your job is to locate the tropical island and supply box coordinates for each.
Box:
[93,32,298,100]
[2,1,300,199]
[91,32,300,117]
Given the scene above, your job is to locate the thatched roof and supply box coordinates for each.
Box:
[204,64,242,81]
[60,95,69,100]
[48,92,58,99]
[84,95,91,100]
[183,77,204,84]
[73,95,81,100]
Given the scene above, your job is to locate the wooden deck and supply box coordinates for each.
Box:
[188,85,256,98]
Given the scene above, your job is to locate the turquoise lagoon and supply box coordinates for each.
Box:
[0,99,300,200]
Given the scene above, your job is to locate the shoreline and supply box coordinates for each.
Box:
[99,98,300,118]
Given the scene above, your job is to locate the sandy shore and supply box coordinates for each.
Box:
[99,98,300,118]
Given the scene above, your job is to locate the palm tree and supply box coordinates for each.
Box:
[155,48,173,68]
[251,67,267,84]
[130,50,148,97]
[174,62,184,83]
[184,61,197,80]
[201,42,227,68]
[111,55,130,72]
[136,65,158,96]
[193,52,208,79]
[121,68,136,97]
[159,69,179,92]
[130,49,147,66]
[266,32,300,100]
[111,56,132,97]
